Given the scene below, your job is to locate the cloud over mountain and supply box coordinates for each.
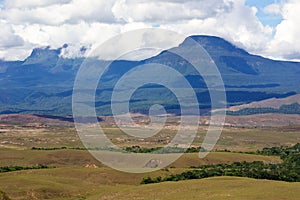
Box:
[0,0,299,61]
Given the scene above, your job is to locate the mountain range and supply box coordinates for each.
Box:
[0,35,299,116]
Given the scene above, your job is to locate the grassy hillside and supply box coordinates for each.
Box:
[0,168,299,200]
[90,177,300,200]
[0,150,281,169]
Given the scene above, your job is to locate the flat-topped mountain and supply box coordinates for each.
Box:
[0,35,299,115]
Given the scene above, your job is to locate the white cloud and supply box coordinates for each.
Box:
[263,3,281,15]
[112,0,234,23]
[0,0,298,61]
[3,0,72,9]
[161,0,272,53]
[0,21,24,48]
[0,46,31,61]
[11,22,124,60]
[266,0,300,60]
[87,28,186,60]
[60,43,87,58]
[0,0,117,25]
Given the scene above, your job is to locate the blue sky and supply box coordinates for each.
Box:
[246,0,283,27]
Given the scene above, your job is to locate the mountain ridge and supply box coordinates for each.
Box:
[0,35,299,116]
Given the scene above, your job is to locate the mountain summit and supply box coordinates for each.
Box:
[186,35,249,56]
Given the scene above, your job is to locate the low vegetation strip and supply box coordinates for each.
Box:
[141,144,300,184]
[123,146,206,153]
[31,146,122,152]
[31,146,206,153]
[0,164,52,173]
[31,143,300,157]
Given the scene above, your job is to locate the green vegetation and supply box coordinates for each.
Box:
[0,164,52,173]
[124,145,206,153]
[142,160,299,184]
[31,145,207,154]
[257,143,300,158]
[141,144,300,184]
[0,191,11,200]
[31,146,68,150]
[226,103,300,115]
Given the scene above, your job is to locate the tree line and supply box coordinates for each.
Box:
[31,145,207,153]
[141,143,300,184]
[0,164,52,173]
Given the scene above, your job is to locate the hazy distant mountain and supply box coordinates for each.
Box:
[212,94,300,116]
[0,35,299,116]
[227,94,300,111]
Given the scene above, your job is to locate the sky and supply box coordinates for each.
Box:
[245,0,283,26]
[0,0,299,61]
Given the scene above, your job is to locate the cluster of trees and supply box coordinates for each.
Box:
[141,143,300,184]
[0,191,11,200]
[0,164,51,173]
[257,143,300,166]
[257,143,300,157]
[226,103,300,115]
[124,146,206,154]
